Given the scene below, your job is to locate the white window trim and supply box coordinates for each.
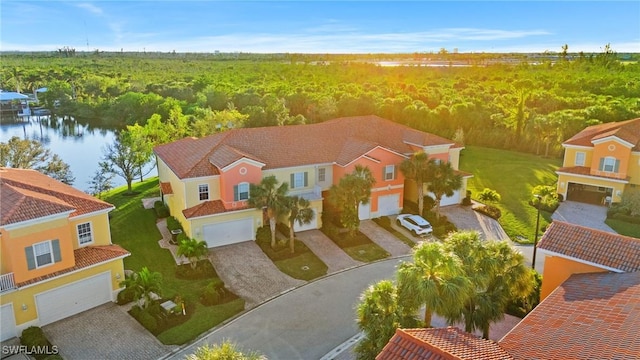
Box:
[77,222,94,246]
[384,165,395,181]
[33,240,54,269]
[293,172,305,188]
[238,182,249,201]
[602,156,616,173]
[318,168,326,182]
[575,151,586,166]
[198,184,210,201]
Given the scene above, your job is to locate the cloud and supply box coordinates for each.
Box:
[76,2,103,16]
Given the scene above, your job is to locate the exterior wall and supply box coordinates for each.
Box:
[263,165,318,197]
[629,152,640,186]
[2,217,75,284]
[590,139,631,180]
[557,173,627,203]
[68,212,112,249]
[315,165,334,191]
[188,208,263,241]
[184,176,221,208]
[563,146,593,167]
[0,260,124,330]
[219,161,262,209]
[448,148,462,170]
[157,157,189,225]
[540,256,606,300]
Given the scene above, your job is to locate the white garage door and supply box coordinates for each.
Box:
[439,190,461,207]
[1,304,17,341]
[377,194,401,217]
[35,272,111,326]
[293,209,318,232]
[358,201,371,220]
[203,218,254,248]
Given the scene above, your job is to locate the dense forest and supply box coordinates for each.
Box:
[2,49,639,157]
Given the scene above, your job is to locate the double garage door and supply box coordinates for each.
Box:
[35,272,112,326]
[203,218,254,248]
[359,194,401,220]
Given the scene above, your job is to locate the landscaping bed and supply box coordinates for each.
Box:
[372,216,416,247]
[256,226,328,281]
[320,222,389,262]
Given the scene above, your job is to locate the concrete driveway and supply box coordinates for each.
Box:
[42,302,174,360]
[208,241,304,309]
[296,230,362,274]
[359,220,412,257]
[552,201,616,233]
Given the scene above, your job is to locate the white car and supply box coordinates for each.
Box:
[396,214,433,236]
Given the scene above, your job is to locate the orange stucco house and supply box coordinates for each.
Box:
[154,115,471,248]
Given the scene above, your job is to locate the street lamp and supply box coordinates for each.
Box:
[531,194,542,270]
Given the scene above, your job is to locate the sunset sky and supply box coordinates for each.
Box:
[2,1,639,53]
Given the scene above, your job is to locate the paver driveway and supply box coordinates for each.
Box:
[208,241,304,309]
[552,201,616,233]
[296,230,362,273]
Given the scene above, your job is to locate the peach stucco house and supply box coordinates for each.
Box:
[0,168,129,341]
[556,117,640,205]
[154,115,470,248]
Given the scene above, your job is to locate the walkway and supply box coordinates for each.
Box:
[552,201,616,233]
[359,220,412,257]
[297,230,363,273]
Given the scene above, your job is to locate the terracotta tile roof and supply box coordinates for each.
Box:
[160,182,173,195]
[0,168,114,226]
[563,117,640,150]
[556,166,630,181]
[16,245,130,287]
[499,271,640,360]
[182,200,249,219]
[154,116,456,179]
[538,221,640,272]
[377,327,513,360]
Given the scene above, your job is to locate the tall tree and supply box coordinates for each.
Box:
[427,161,463,219]
[400,152,434,216]
[120,267,163,310]
[284,195,315,253]
[101,132,151,193]
[396,241,471,327]
[87,165,115,199]
[186,341,265,360]
[177,238,209,270]
[249,176,289,248]
[328,165,376,236]
[0,136,75,184]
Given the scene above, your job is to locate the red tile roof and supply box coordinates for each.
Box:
[16,245,130,287]
[0,168,114,226]
[499,271,640,360]
[377,327,513,360]
[556,166,630,181]
[182,200,249,219]
[563,117,640,151]
[160,182,173,195]
[154,116,456,179]
[538,221,640,272]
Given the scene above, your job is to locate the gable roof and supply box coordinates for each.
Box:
[377,327,513,360]
[154,115,456,179]
[499,271,640,360]
[538,221,640,272]
[563,117,640,151]
[0,168,114,226]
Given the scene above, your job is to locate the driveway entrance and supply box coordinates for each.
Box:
[551,201,616,233]
[566,183,612,205]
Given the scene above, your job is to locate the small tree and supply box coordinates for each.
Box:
[531,185,559,211]
[0,136,75,184]
[249,176,289,248]
[120,267,162,309]
[101,132,151,193]
[285,195,315,253]
[399,152,434,216]
[186,341,266,360]
[328,165,375,236]
[478,188,501,204]
[427,161,463,219]
[177,238,209,270]
[356,280,403,360]
[87,165,115,199]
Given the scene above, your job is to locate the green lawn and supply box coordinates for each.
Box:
[606,219,640,238]
[321,223,390,262]
[104,177,244,345]
[460,146,562,243]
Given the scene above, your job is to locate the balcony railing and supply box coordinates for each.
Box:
[0,273,16,292]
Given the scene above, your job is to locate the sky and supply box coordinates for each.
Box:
[1,1,639,54]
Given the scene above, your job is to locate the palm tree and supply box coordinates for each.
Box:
[177,238,209,270]
[328,165,375,236]
[399,152,435,216]
[477,188,501,204]
[186,341,265,360]
[396,242,471,327]
[427,161,463,219]
[249,176,289,248]
[120,267,163,310]
[285,195,315,253]
[355,280,401,360]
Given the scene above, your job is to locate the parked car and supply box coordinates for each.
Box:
[396,214,433,236]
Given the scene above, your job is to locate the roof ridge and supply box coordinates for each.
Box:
[403,327,462,359]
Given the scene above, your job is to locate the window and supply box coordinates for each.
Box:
[26,240,61,270]
[384,165,396,181]
[34,242,52,267]
[77,222,93,245]
[198,184,209,201]
[234,182,249,201]
[318,168,326,182]
[599,157,619,173]
[290,172,308,189]
[575,152,585,166]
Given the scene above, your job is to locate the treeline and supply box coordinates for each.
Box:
[2,48,639,157]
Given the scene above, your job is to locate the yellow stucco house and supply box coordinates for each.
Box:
[556,117,640,205]
[0,168,129,341]
[154,115,470,248]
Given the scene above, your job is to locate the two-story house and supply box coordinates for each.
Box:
[556,117,640,205]
[0,168,129,341]
[154,115,469,248]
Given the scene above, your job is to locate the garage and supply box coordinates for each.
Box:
[203,218,254,248]
[377,194,401,216]
[1,303,17,341]
[358,201,371,220]
[293,209,318,232]
[35,272,111,326]
[431,190,461,207]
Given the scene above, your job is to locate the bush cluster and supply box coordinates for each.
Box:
[200,280,235,306]
[166,216,183,231]
[130,299,193,335]
[473,204,502,220]
[175,260,218,280]
[154,201,169,218]
[20,326,61,360]
[117,287,135,305]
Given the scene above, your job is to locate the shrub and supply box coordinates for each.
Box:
[175,259,218,280]
[473,204,502,219]
[154,200,169,218]
[138,310,158,332]
[402,200,419,215]
[166,216,182,231]
[20,326,57,360]
[462,190,472,206]
[117,287,135,305]
[507,269,542,318]
[612,213,640,224]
